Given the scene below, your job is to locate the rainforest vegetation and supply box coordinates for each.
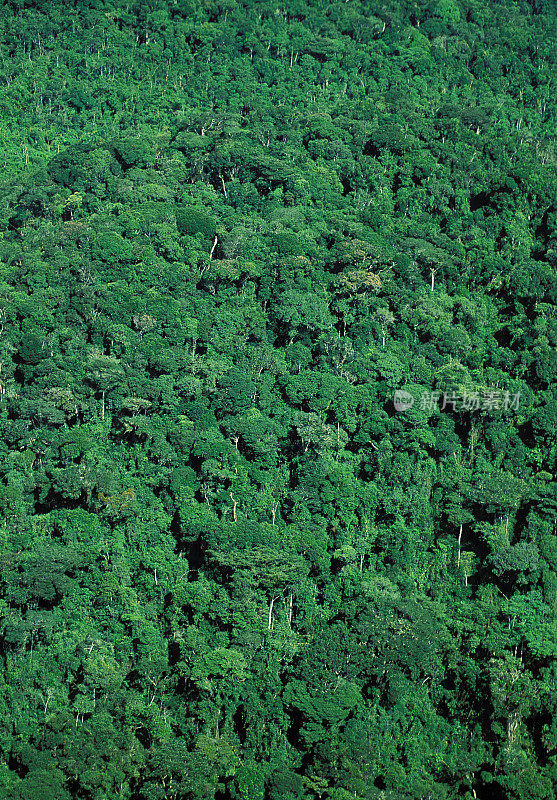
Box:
[0,0,555,798]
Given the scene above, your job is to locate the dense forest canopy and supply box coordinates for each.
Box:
[0,0,555,798]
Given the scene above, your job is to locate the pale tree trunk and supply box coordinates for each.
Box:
[457,524,463,567]
[191,337,198,370]
[268,596,279,629]
[209,235,218,260]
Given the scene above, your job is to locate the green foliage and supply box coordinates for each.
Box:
[0,0,554,798]
[175,206,216,238]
